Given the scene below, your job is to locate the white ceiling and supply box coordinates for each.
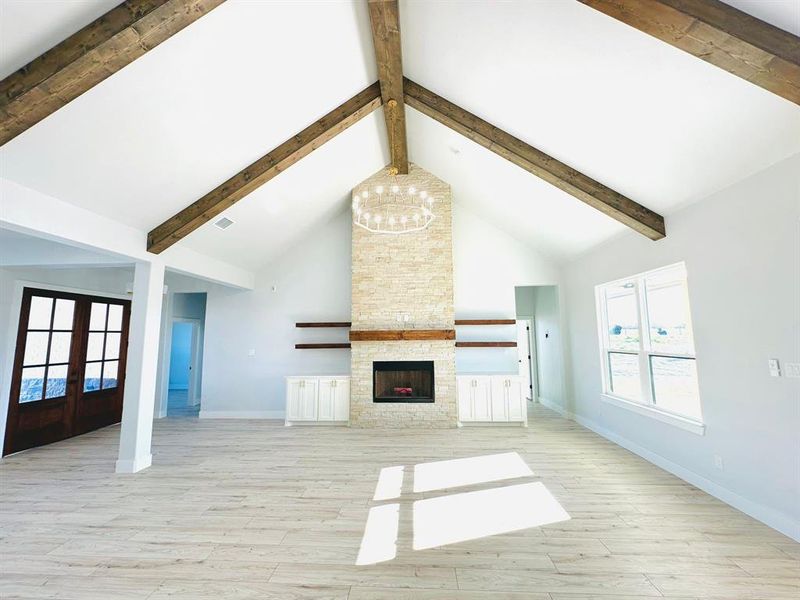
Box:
[1,0,798,269]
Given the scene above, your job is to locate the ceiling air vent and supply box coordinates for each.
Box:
[214,216,234,230]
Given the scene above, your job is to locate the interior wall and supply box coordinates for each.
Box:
[532,286,565,408]
[454,208,559,374]
[200,204,560,416]
[201,210,352,417]
[561,154,800,540]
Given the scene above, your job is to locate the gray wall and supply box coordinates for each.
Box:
[561,154,800,538]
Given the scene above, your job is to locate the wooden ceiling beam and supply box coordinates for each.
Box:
[147,82,383,253]
[0,0,225,146]
[578,0,800,104]
[368,0,408,174]
[404,78,666,240]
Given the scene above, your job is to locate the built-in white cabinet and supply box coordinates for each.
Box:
[458,376,492,422]
[457,374,527,426]
[285,376,349,425]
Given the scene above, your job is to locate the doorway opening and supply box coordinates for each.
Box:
[165,293,206,418]
[515,285,565,413]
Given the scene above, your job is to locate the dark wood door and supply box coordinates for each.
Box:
[4,288,131,456]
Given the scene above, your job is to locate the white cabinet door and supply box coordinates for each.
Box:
[490,377,509,422]
[473,377,492,421]
[333,378,350,421]
[318,378,335,421]
[506,378,525,421]
[457,377,473,421]
[290,379,318,421]
[287,378,317,421]
[286,379,304,421]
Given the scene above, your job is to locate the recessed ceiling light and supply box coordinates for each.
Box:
[214,216,234,230]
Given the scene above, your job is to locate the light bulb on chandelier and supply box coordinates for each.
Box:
[352,171,436,234]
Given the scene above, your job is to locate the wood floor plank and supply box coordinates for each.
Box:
[0,405,796,599]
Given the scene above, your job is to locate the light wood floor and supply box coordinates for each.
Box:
[1,405,797,599]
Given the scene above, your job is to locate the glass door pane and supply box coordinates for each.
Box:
[18,294,75,403]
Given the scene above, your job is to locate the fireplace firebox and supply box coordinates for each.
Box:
[373,360,434,403]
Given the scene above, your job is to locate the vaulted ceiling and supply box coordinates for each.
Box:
[1,0,798,270]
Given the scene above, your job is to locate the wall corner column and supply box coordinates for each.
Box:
[116,260,165,473]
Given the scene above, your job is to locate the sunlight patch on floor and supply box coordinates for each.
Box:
[412,481,570,550]
[356,503,400,565]
[373,465,404,501]
[357,453,569,564]
[413,452,533,493]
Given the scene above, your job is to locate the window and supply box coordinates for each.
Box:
[596,263,702,425]
[83,302,123,392]
[19,295,76,402]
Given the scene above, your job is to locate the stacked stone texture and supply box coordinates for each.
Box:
[350,164,457,428]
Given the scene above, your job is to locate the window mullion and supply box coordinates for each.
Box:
[635,277,655,405]
[596,287,611,395]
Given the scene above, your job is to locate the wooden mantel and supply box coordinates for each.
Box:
[349,329,456,342]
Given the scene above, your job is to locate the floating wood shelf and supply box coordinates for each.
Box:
[295,343,351,349]
[295,322,352,328]
[455,341,517,348]
[455,319,516,326]
[350,329,456,342]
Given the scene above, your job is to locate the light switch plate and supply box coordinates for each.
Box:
[785,363,800,378]
[768,359,781,377]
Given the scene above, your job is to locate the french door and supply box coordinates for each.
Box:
[4,288,131,456]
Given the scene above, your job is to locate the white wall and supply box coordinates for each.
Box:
[532,286,565,408]
[200,205,560,416]
[201,211,352,417]
[454,208,559,373]
[561,154,800,540]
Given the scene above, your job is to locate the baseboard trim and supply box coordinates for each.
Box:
[537,396,572,418]
[572,413,800,543]
[199,410,284,419]
[115,454,152,474]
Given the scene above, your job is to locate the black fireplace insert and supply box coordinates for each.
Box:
[373,360,434,403]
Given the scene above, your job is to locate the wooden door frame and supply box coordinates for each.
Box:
[1,281,130,456]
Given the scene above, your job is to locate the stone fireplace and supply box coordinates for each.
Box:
[349,164,457,428]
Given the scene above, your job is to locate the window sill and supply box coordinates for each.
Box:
[600,394,706,436]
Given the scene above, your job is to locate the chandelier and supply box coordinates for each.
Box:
[353,179,435,234]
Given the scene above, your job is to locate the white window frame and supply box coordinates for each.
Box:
[595,262,705,435]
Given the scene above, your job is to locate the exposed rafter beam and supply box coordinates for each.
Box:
[0,0,226,146]
[578,0,800,104]
[147,82,383,253]
[368,0,408,174]
[404,78,666,240]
